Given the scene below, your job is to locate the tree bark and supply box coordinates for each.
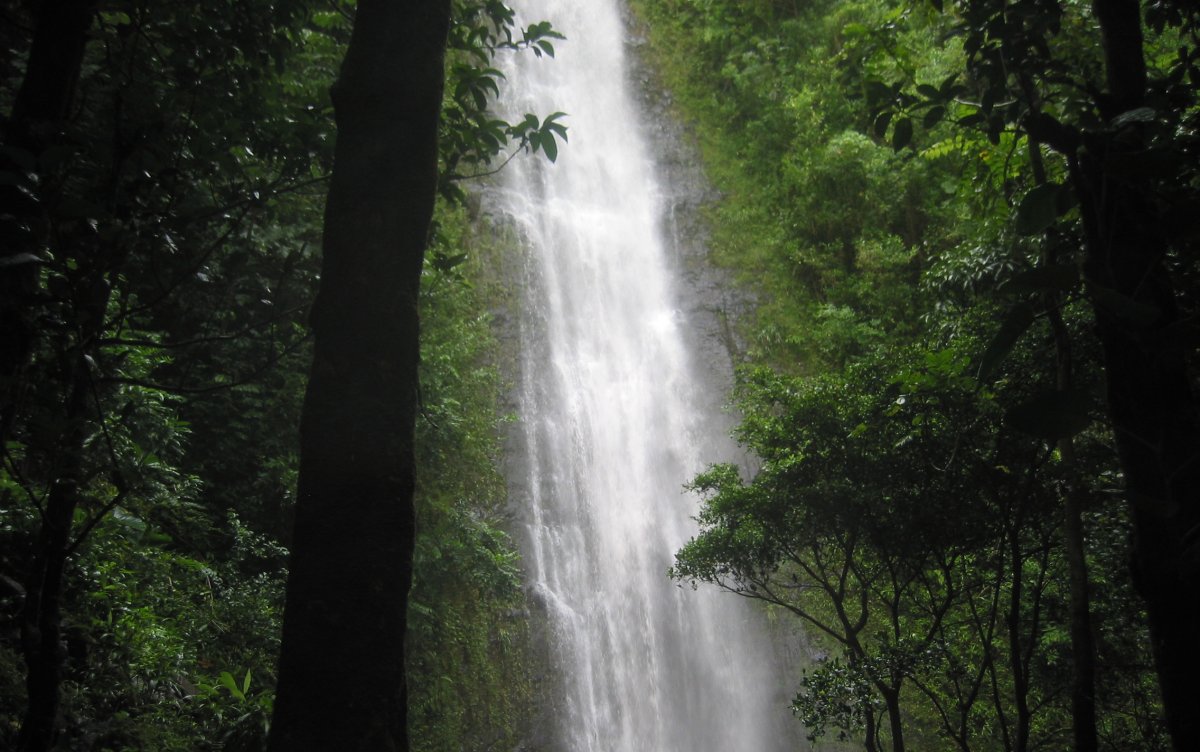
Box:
[880,685,905,752]
[1029,112,1100,752]
[1080,2,1200,749]
[0,0,96,449]
[266,1,450,750]
[17,349,96,752]
[2,3,100,750]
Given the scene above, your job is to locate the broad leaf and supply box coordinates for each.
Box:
[1015,183,1062,235]
[975,303,1035,382]
[892,117,913,151]
[220,671,246,701]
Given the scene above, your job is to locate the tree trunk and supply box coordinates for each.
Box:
[266,2,450,750]
[863,704,879,752]
[17,354,93,752]
[0,0,96,448]
[881,685,905,752]
[1031,114,1100,751]
[1077,151,1200,751]
[1079,3,1200,749]
[2,4,100,748]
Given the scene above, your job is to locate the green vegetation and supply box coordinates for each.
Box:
[633,0,1198,750]
[1,1,561,749]
[408,207,537,752]
[3,0,1196,749]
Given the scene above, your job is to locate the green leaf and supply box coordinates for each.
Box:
[865,80,893,106]
[1110,107,1155,128]
[957,111,985,128]
[541,133,558,162]
[1006,389,1092,440]
[975,303,1035,382]
[541,112,569,140]
[0,252,43,269]
[986,119,1002,144]
[873,111,893,138]
[1015,183,1062,235]
[892,117,913,151]
[432,252,468,273]
[220,671,246,701]
[100,10,132,25]
[310,11,343,29]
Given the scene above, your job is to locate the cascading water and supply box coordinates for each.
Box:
[491,2,801,749]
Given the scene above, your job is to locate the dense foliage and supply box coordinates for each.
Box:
[633,0,1197,750]
[4,0,1195,749]
[0,0,562,749]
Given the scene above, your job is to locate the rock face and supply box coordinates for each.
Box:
[622,4,754,434]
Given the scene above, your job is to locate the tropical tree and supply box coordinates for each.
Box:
[859,2,1200,745]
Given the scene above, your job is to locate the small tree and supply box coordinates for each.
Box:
[673,351,1068,752]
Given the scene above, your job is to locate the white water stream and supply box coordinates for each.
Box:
[492,2,797,749]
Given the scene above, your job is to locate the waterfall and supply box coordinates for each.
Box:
[490,2,799,749]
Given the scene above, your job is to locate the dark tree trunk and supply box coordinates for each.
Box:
[17,352,95,752]
[1031,112,1100,751]
[2,3,99,750]
[881,685,905,752]
[266,1,450,750]
[1049,266,1099,752]
[0,0,96,449]
[863,705,879,752]
[1080,2,1200,749]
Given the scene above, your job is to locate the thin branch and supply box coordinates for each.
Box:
[2,448,48,521]
[179,173,332,224]
[326,0,354,24]
[64,355,133,556]
[445,142,526,183]
[100,304,307,349]
[65,488,127,557]
[101,333,311,395]
[128,201,255,317]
